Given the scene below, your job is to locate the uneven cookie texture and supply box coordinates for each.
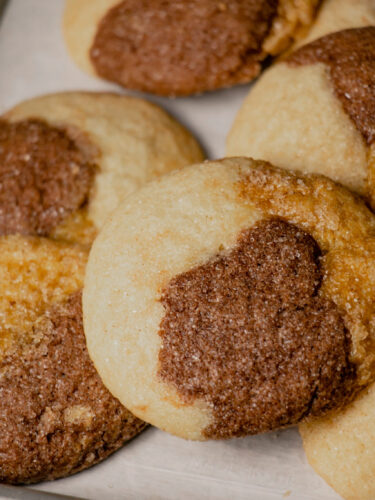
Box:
[64,0,320,96]
[83,158,375,440]
[0,119,95,237]
[159,219,354,439]
[0,292,146,484]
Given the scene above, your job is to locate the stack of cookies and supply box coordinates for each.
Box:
[1,1,375,499]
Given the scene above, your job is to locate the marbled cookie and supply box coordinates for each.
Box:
[227,27,375,207]
[83,158,375,440]
[0,92,202,483]
[3,91,204,242]
[227,28,375,207]
[63,0,320,96]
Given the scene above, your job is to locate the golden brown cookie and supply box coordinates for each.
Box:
[83,158,375,440]
[227,28,375,207]
[63,0,320,96]
[0,92,202,483]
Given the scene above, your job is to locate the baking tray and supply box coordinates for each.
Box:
[0,1,341,499]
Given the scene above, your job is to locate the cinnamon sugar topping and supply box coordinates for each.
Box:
[158,219,354,438]
[288,27,375,145]
[0,291,146,484]
[0,119,95,236]
[90,0,278,96]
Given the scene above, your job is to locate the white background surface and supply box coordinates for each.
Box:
[0,1,341,499]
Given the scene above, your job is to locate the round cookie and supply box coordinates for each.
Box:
[63,0,320,96]
[0,242,146,484]
[4,92,204,241]
[300,381,375,500]
[227,28,375,207]
[0,92,203,483]
[83,157,375,441]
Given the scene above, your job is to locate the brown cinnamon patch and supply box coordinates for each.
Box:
[90,0,278,96]
[158,219,354,439]
[0,291,146,484]
[0,119,96,236]
[287,27,375,145]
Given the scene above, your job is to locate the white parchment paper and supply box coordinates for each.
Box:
[0,2,341,499]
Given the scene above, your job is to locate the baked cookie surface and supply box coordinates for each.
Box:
[63,0,320,96]
[300,381,375,500]
[5,92,204,238]
[296,0,375,48]
[227,28,375,206]
[83,158,375,440]
[0,92,202,483]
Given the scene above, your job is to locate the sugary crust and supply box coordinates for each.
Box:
[64,0,320,95]
[0,236,88,355]
[159,218,354,438]
[83,158,375,440]
[226,62,369,198]
[300,382,375,500]
[0,236,147,483]
[5,92,204,234]
[0,119,96,237]
[0,291,146,484]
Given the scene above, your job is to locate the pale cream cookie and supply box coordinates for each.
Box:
[83,158,375,440]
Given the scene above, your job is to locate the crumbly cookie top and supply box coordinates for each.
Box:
[158,218,354,438]
[0,119,95,236]
[287,27,375,145]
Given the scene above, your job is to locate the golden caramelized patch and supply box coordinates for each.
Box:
[50,208,97,247]
[237,160,375,385]
[0,235,88,356]
[263,0,321,55]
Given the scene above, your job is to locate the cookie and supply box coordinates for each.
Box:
[296,0,375,48]
[227,28,375,207]
[83,157,375,440]
[0,92,202,483]
[63,0,320,96]
[4,92,204,242]
[300,381,375,500]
